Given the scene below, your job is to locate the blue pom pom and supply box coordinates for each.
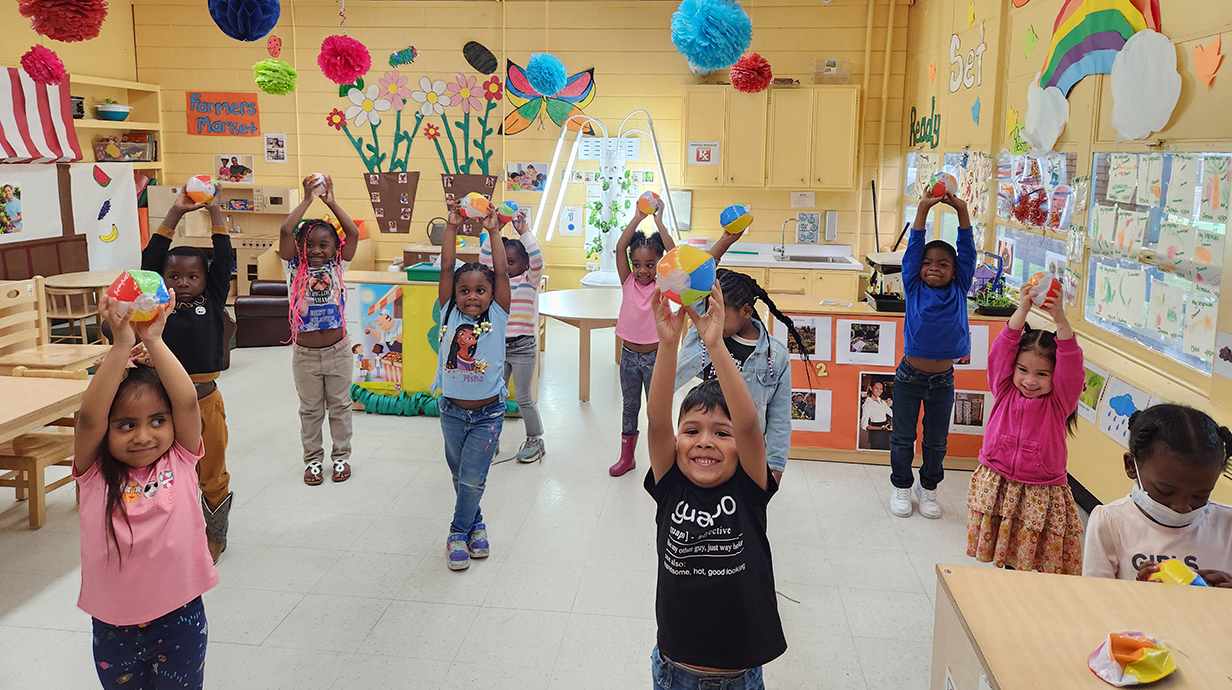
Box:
[671,0,752,72]
[209,0,281,42]
[526,54,568,97]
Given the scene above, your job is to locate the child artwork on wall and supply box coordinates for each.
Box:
[1097,376,1151,448]
[1164,153,1197,218]
[1091,205,1117,255]
[1106,152,1137,204]
[1116,267,1147,328]
[1199,155,1230,224]
[1113,208,1146,259]
[500,61,597,136]
[1063,266,1081,308]
[1183,292,1218,360]
[1093,263,1119,321]
[1183,229,1225,285]
[995,237,1015,273]
[1136,153,1163,207]
[1156,220,1193,273]
[1076,362,1109,425]
[1146,278,1184,340]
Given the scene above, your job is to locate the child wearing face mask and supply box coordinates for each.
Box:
[889,192,976,520]
[966,284,1085,574]
[1083,404,1232,587]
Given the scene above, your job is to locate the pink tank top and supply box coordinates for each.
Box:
[616,274,659,346]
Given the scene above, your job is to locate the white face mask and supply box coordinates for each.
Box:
[1130,457,1209,528]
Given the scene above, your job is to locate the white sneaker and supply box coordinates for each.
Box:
[889,487,913,517]
[915,484,942,519]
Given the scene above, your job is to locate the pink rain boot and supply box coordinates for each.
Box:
[610,432,638,477]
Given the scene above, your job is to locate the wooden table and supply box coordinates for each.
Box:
[0,376,89,445]
[45,271,122,344]
[0,344,107,375]
[539,288,622,402]
[931,564,1232,689]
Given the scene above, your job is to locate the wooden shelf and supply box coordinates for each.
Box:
[68,75,160,93]
[75,119,161,131]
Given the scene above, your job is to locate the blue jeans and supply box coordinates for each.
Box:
[92,596,207,690]
[652,647,763,690]
[440,397,504,535]
[889,358,955,491]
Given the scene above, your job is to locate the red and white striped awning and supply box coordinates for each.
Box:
[0,68,82,164]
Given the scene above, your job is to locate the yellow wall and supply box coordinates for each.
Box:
[131,0,906,286]
[903,0,1232,503]
[0,0,137,82]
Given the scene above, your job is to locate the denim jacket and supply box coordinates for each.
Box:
[673,319,792,473]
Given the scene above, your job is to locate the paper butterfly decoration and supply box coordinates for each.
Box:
[500,60,597,136]
[1194,36,1223,87]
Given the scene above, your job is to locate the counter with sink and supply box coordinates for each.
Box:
[698,241,865,300]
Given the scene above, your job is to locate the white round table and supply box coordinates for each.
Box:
[538,287,622,402]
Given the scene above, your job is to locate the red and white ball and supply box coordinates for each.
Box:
[185,175,216,203]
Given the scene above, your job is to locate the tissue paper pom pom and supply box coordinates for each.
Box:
[208,0,280,42]
[526,54,567,97]
[671,0,752,72]
[318,34,371,86]
[20,45,66,85]
[17,0,109,43]
[253,58,297,95]
[729,52,771,93]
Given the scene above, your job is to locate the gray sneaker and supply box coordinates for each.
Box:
[516,437,544,464]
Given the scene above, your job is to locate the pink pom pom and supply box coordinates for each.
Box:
[729,53,773,94]
[21,45,66,86]
[317,34,371,86]
[17,0,108,43]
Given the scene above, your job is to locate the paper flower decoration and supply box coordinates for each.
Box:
[410,77,451,117]
[729,52,771,93]
[378,71,411,110]
[447,73,482,114]
[20,45,66,86]
[423,122,441,140]
[483,76,503,101]
[526,54,568,97]
[325,108,345,131]
[318,34,371,85]
[463,41,498,75]
[208,0,280,42]
[253,58,297,95]
[345,85,390,127]
[671,0,752,72]
[17,0,108,43]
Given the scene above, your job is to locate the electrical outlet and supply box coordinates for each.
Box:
[586,262,599,271]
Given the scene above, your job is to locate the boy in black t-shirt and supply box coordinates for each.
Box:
[644,283,786,688]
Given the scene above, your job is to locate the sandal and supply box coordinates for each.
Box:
[332,460,352,483]
[304,461,323,486]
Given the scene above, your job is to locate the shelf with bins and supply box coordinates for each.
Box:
[68,74,163,169]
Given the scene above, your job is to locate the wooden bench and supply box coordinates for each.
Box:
[0,277,109,375]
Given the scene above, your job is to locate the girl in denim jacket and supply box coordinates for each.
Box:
[674,269,808,483]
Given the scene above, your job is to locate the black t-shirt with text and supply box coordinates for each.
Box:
[701,334,758,381]
[644,463,787,670]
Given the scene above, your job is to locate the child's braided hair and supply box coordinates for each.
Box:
[287,219,345,335]
[439,262,495,343]
[1128,404,1232,470]
[627,231,666,260]
[716,268,810,361]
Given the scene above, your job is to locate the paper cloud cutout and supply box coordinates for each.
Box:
[1110,30,1181,141]
[1107,393,1138,417]
[1022,82,1069,155]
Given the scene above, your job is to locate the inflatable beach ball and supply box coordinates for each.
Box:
[460,192,491,219]
[927,168,958,198]
[720,204,752,234]
[185,174,216,203]
[107,270,171,322]
[1026,271,1062,307]
[637,191,661,215]
[656,245,716,306]
[497,200,519,224]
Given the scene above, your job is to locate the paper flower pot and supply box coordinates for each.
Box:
[441,173,497,236]
[363,171,420,234]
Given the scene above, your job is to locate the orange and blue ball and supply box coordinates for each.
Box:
[656,245,716,306]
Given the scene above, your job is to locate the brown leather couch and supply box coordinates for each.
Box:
[234,280,290,347]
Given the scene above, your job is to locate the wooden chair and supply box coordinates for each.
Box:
[0,277,109,375]
[538,274,549,352]
[45,285,99,344]
[0,366,87,528]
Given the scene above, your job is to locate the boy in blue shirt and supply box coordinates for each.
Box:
[889,192,974,520]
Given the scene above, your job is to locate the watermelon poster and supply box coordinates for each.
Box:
[69,162,141,271]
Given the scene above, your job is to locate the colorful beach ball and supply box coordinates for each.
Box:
[497,200,519,224]
[720,204,752,234]
[185,174,216,203]
[1026,271,1062,307]
[927,168,958,198]
[656,245,716,306]
[460,192,491,219]
[637,191,661,215]
[107,270,171,322]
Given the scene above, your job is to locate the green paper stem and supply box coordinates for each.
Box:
[366,122,387,173]
[474,99,497,175]
[454,111,472,175]
[399,113,423,172]
[341,124,379,173]
[389,109,404,171]
[440,113,459,174]
[431,137,451,175]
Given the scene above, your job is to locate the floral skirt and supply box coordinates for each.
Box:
[965,465,1084,574]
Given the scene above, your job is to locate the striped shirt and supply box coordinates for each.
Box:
[480,231,544,338]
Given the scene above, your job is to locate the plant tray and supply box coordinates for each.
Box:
[405,262,441,282]
[974,305,1017,317]
[865,291,906,313]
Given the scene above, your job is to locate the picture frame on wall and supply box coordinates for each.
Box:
[857,372,895,450]
[216,154,254,184]
[790,389,831,432]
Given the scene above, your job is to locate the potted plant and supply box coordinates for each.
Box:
[972,283,1019,316]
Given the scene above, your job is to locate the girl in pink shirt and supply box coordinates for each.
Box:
[611,202,674,477]
[966,284,1085,574]
[73,292,218,690]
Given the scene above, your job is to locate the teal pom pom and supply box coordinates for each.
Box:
[671,0,752,72]
[253,58,297,95]
[526,53,567,97]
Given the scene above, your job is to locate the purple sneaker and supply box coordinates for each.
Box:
[447,533,470,571]
[467,523,490,558]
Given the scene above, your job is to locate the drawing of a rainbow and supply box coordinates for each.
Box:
[1038,0,1162,95]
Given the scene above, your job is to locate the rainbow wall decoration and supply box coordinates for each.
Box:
[1038,0,1161,95]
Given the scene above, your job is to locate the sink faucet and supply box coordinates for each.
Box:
[778,218,797,260]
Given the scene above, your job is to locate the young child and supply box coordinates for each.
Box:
[1083,404,1232,587]
[967,285,1085,574]
[479,208,545,463]
[674,268,808,484]
[890,192,976,519]
[141,186,233,563]
[74,295,218,689]
[611,202,675,477]
[279,174,360,485]
[435,201,511,571]
[646,283,786,688]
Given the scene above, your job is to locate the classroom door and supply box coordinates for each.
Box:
[768,89,814,188]
[811,86,860,189]
[682,88,726,188]
[723,91,768,187]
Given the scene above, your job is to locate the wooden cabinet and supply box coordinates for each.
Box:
[768,89,814,188]
[682,89,726,188]
[766,268,860,300]
[681,88,768,188]
[721,266,767,284]
[811,86,860,189]
[767,269,810,295]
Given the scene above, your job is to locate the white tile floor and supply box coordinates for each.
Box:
[0,320,983,689]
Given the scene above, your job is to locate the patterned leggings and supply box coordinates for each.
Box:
[620,346,658,435]
[92,596,208,690]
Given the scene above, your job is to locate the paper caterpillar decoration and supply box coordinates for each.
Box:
[389,46,418,68]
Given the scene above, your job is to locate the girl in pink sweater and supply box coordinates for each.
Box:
[967,284,1085,574]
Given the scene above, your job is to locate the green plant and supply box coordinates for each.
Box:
[583,172,635,260]
[972,283,1017,308]
[104,98,120,105]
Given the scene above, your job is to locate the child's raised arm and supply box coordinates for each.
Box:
[320,176,359,262]
[514,212,545,286]
[1043,299,1084,412]
[904,195,943,291]
[707,211,745,264]
[280,176,319,260]
[482,208,512,312]
[615,210,644,285]
[73,298,137,474]
[945,194,976,289]
[438,201,465,307]
[135,301,201,452]
[647,290,690,483]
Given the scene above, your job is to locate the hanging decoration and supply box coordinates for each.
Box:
[389,46,418,68]
[318,35,371,85]
[18,0,109,43]
[267,35,282,57]
[1109,30,1181,141]
[670,0,753,72]
[463,41,498,75]
[500,60,597,136]
[690,62,714,78]
[207,0,280,42]
[729,53,772,93]
[253,58,297,95]
[20,45,67,86]
[525,53,568,97]
[1194,36,1223,87]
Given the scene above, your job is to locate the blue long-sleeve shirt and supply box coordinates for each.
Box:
[902,226,975,360]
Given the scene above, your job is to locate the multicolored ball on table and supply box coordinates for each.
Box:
[926,168,958,198]
[1148,559,1209,586]
[720,204,752,234]
[1025,271,1062,307]
[185,174,216,203]
[656,245,716,307]
[106,270,171,322]
[497,200,519,224]
[637,191,661,215]
[460,192,491,219]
